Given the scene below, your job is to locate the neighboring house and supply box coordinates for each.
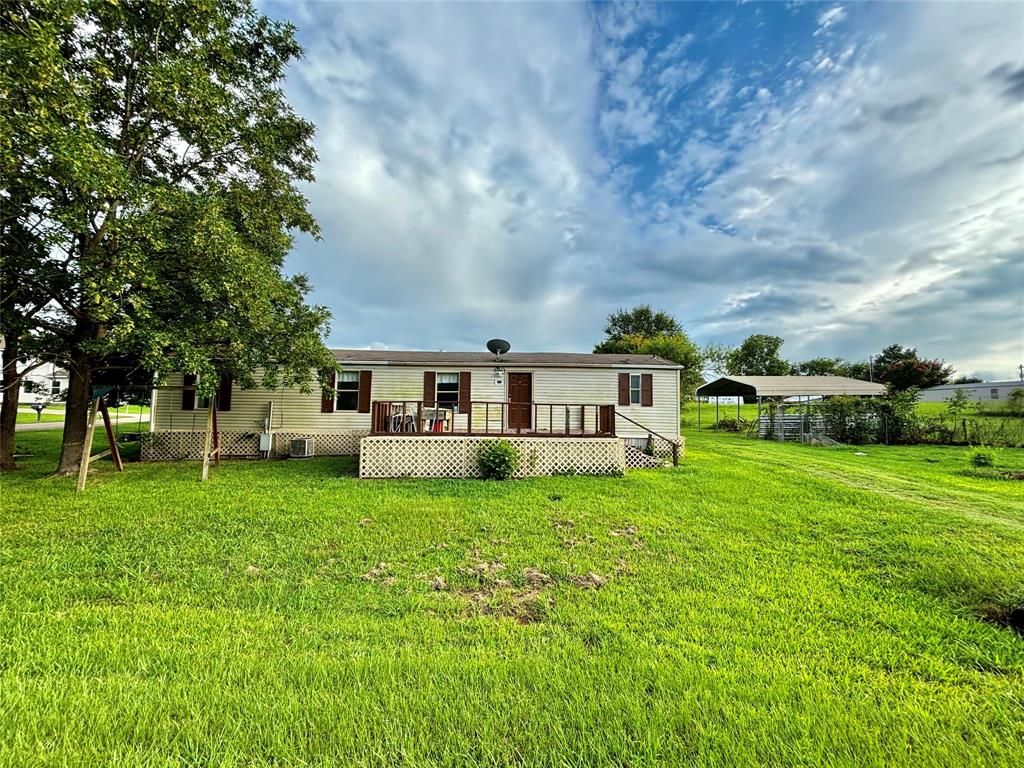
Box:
[919,380,1024,403]
[146,349,683,474]
[7,360,69,405]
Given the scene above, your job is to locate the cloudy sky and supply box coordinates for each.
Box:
[264,1,1023,380]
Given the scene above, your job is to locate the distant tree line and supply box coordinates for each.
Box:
[594,307,960,397]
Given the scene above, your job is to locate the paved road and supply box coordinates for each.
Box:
[15,415,150,432]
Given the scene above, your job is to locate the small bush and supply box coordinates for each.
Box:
[478,440,519,480]
[712,417,744,432]
[969,447,995,467]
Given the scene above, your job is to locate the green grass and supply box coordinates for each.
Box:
[14,411,66,424]
[15,404,150,425]
[1,430,1023,766]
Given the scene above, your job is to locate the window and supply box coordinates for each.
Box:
[50,379,62,395]
[437,372,460,411]
[629,374,641,404]
[991,388,999,400]
[336,371,360,410]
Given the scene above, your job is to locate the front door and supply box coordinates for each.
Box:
[507,373,532,431]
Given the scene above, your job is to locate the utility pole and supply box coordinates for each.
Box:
[868,356,874,383]
[1018,363,1023,382]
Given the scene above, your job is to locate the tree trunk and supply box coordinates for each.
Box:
[55,350,93,475]
[0,340,21,470]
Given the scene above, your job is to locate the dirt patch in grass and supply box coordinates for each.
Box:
[571,572,607,589]
[975,602,1024,636]
[610,524,644,549]
[458,585,552,624]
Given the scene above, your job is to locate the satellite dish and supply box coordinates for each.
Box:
[486,338,511,359]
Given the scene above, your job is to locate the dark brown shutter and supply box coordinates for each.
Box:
[358,370,372,413]
[423,371,436,406]
[458,371,471,413]
[217,374,233,412]
[321,371,336,413]
[617,373,630,406]
[641,373,653,407]
[182,374,197,411]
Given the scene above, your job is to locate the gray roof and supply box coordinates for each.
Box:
[697,375,886,398]
[331,349,679,368]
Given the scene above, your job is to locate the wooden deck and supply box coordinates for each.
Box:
[370,400,616,437]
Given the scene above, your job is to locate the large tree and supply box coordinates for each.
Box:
[595,306,703,398]
[873,344,954,391]
[701,342,735,377]
[601,305,684,340]
[1,0,337,474]
[795,357,849,377]
[726,334,791,376]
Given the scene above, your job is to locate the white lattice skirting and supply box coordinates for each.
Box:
[623,435,685,467]
[141,430,367,461]
[359,436,627,478]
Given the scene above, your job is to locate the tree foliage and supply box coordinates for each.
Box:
[873,345,954,391]
[795,357,848,377]
[726,334,791,376]
[595,306,703,398]
[1,0,337,472]
[601,305,683,340]
[701,342,734,377]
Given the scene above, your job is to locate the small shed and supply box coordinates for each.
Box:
[695,376,886,440]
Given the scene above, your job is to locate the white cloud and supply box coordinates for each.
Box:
[276,1,1023,377]
[815,5,847,36]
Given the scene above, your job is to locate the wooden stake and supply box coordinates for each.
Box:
[98,397,123,472]
[76,397,100,492]
[200,398,214,482]
[212,399,220,468]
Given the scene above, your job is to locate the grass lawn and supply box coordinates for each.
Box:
[14,411,66,424]
[1,430,1022,766]
[15,404,150,426]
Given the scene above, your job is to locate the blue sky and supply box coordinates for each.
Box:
[264,1,1023,379]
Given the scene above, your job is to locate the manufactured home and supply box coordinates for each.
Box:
[919,380,1024,403]
[145,349,683,476]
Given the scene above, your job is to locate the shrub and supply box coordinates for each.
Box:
[712,417,744,432]
[817,396,877,444]
[1007,388,1024,416]
[969,447,995,467]
[478,440,519,480]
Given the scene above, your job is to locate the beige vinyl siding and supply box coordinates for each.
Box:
[152,365,680,439]
[527,367,678,438]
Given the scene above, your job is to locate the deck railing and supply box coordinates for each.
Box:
[370,400,616,437]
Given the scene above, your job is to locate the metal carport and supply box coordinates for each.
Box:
[695,376,886,438]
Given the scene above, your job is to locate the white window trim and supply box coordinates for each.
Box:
[336,371,361,411]
[629,373,642,405]
[436,372,460,412]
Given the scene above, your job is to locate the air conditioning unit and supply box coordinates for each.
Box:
[289,437,314,458]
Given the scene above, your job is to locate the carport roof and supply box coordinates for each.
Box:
[696,376,886,398]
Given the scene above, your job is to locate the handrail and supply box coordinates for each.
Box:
[614,409,681,466]
[613,410,680,445]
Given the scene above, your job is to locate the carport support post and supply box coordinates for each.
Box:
[697,397,701,430]
[716,396,719,425]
